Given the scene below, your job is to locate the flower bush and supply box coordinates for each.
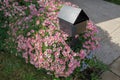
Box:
[0,0,99,78]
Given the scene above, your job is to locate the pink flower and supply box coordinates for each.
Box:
[79,50,86,59]
[27,32,31,36]
[36,20,40,25]
[31,30,34,33]
[46,49,52,54]
[75,34,79,38]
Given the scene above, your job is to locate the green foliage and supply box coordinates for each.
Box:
[91,73,100,80]
[0,10,9,51]
[105,0,120,5]
[0,27,9,45]
[66,33,86,52]
[85,57,108,71]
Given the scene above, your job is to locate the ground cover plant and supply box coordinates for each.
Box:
[0,0,107,80]
[105,0,120,5]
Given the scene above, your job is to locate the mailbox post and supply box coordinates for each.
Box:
[58,5,89,37]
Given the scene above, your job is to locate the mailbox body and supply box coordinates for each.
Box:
[58,5,89,36]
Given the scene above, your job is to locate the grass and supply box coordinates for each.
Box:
[105,0,120,5]
[0,52,53,80]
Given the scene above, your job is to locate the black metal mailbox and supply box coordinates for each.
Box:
[58,5,89,36]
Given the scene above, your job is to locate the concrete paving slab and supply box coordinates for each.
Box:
[110,27,120,46]
[96,19,120,34]
[96,26,109,40]
[113,17,120,22]
[110,58,120,76]
[94,38,120,64]
[101,71,120,80]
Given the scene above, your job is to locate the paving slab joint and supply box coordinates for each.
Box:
[109,70,120,78]
[108,56,120,78]
[109,56,120,66]
[111,26,120,35]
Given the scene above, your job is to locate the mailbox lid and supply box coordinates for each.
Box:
[58,5,81,24]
